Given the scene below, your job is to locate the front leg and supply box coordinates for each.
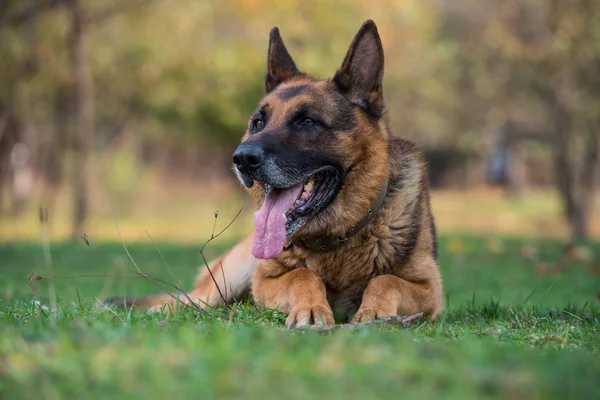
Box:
[352,270,443,323]
[252,264,334,328]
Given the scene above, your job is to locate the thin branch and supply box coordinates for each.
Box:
[110,204,204,313]
[197,208,243,306]
[211,211,219,239]
[200,208,244,254]
[29,206,230,315]
[29,273,144,282]
[220,261,228,301]
[144,229,209,310]
[29,269,210,312]
[79,224,210,311]
[145,229,178,284]
[79,233,96,250]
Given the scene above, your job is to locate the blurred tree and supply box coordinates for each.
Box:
[438,0,600,240]
[0,0,154,235]
[66,0,93,239]
[1,0,598,240]
[0,0,61,219]
[539,0,600,241]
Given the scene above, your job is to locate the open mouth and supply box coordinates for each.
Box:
[251,168,339,259]
[283,169,337,230]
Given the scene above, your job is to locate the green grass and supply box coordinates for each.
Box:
[1,235,599,399]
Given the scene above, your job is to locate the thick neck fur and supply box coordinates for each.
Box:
[277,134,430,267]
[299,111,390,238]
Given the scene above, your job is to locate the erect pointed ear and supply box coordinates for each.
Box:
[333,20,385,117]
[265,27,302,93]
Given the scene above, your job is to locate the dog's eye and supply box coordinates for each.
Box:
[299,118,315,126]
[252,118,265,131]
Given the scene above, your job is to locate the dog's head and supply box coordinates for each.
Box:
[233,20,390,259]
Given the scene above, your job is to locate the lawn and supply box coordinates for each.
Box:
[1,233,599,399]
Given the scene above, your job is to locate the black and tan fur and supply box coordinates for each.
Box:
[107,20,444,327]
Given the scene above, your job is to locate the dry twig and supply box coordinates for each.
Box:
[197,208,244,306]
[30,272,144,281]
[144,229,210,310]
[110,204,205,313]
[145,229,178,283]
[27,204,245,315]
[77,232,205,310]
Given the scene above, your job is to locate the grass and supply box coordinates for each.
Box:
[1,234,599,399]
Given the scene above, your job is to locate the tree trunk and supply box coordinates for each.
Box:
[505,125,527,199]
[570,132,600,241]
[554,101,599,242]
[552,95,582,241]
[570,204,589,240]
[67,0,94,239]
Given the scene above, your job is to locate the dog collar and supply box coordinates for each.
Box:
[287,179,389,253]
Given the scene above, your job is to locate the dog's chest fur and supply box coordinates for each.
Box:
[310,202,420,311]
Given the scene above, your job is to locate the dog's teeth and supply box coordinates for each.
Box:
[303,180,314,192]
[282,213,286,221]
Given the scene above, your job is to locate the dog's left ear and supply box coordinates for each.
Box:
[333,20,385,117]
[265,27,302,93]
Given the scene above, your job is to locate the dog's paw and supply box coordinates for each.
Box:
[351,305,396,323]
[285,304,334,329]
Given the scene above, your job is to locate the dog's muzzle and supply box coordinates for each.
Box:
[233,143,265,174]
[233,143,266,188]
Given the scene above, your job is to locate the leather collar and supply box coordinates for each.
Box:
[285,179,389,253]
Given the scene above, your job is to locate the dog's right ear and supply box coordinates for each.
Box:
[265,27,302,93]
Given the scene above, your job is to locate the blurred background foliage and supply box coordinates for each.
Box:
[0,0,598,242]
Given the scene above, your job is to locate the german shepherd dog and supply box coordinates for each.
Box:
[107,20,444,327]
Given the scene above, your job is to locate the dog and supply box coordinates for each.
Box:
[106,20,444,327]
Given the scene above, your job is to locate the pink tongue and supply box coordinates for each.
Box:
[252,185,303,259]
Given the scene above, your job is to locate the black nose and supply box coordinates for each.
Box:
[232,143,265,173]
